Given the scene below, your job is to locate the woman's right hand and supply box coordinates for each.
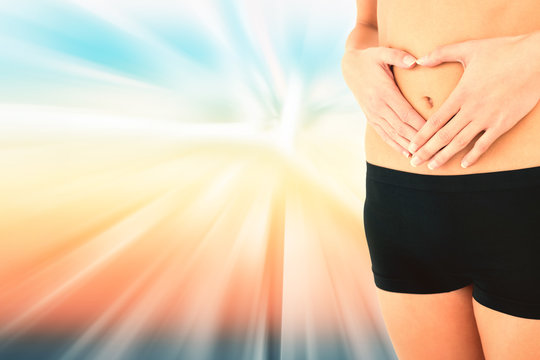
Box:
[342,46,427,158]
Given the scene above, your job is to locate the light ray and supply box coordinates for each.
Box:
[0,0,397,359]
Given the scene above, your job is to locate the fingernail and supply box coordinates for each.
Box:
[461,160,469,168]
[403,55,416,66]
[408,143,418,153]
[427,161,438,170]
[416,56,427,65]
[402,150,411,158]
[410,156,420,167]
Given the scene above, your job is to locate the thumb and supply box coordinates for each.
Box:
[416,41,471,67]
[377,47,417,68]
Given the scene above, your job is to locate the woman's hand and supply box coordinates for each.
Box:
[408,32,540,169]
[342,46,427,158]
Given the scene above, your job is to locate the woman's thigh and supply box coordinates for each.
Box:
[473,299,540,360]
[377,284,485,360]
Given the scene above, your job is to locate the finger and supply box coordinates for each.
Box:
[426,120,482,170]
[461,128,501,168]
[386,90,427,131]
[371,121,411,158]
[376,47,417,69]
[410,111,470,167]
[380,105,418,141]
[378,116,412,150]
[416,40,473,67]
[409,86,465,153]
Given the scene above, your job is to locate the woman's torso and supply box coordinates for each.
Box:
[366,0,540,174]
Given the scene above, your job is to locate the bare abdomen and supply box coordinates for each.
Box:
[365,0,540,174]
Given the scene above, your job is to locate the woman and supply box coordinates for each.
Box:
[342,0,540,359]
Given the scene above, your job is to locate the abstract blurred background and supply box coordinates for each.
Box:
[0,0,397,359]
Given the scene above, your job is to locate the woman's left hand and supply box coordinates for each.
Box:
[407,32,540,169]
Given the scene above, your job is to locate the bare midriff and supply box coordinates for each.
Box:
[365,0,540,174]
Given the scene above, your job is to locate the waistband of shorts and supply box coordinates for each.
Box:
[366,161,540,192]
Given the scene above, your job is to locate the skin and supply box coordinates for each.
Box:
[376,285,485,360]
[342,27,426,158]
[361,0,540,175]
[409,32,540,169]
[344,0,540,359]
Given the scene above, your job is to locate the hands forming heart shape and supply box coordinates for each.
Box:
[342,29,540,170]
[408,31,540,169]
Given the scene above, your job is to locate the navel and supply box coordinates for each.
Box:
[422,96,434,108]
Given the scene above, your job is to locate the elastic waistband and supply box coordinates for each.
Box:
[366,161,540,192]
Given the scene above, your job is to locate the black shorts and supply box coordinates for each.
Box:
[363,161,540,320]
